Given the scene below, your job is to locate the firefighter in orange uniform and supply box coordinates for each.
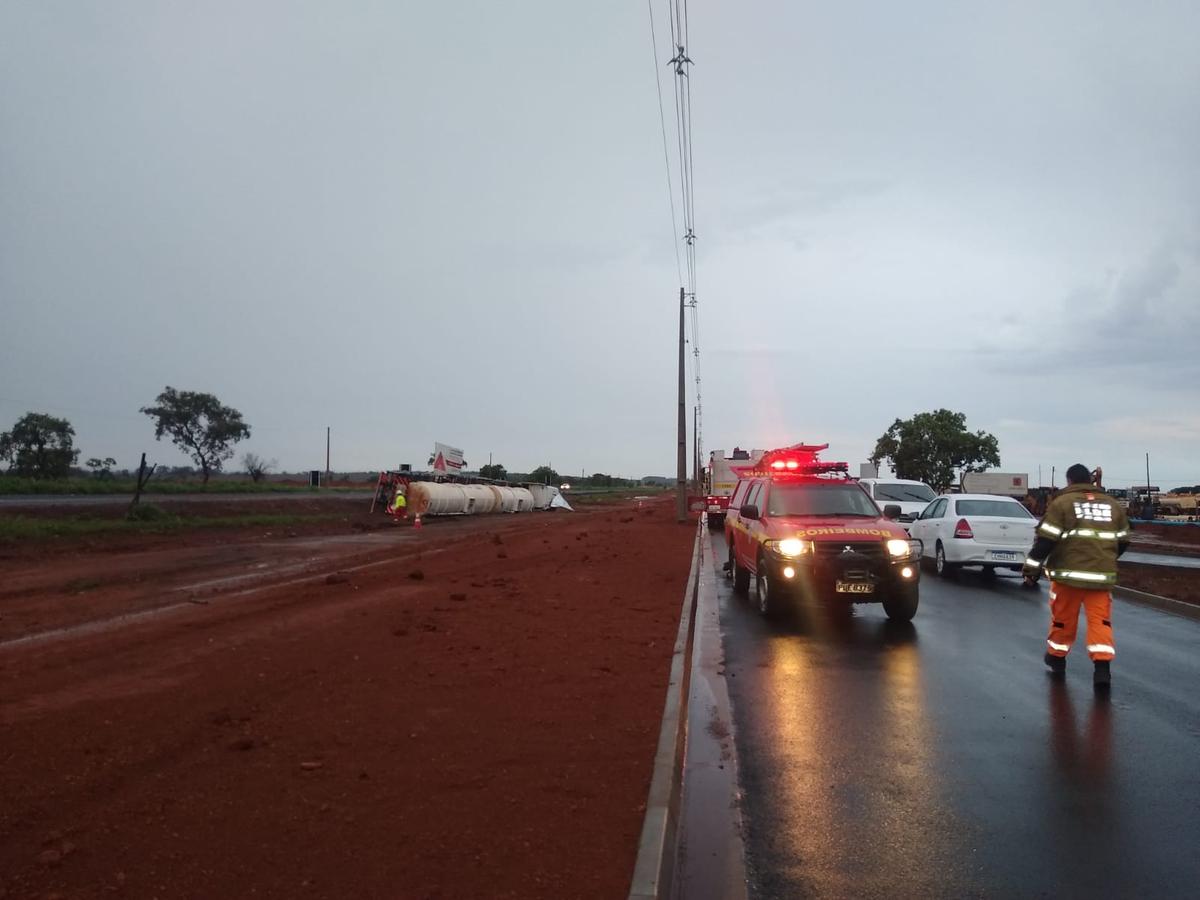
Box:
[1023,464,1131,689]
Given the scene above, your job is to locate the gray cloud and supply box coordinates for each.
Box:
[1,1,1198,487]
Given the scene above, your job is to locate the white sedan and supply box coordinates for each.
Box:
[909,493,1036,577]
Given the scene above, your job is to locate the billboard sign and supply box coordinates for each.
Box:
[430,442,466,473]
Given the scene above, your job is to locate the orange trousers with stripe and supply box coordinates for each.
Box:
[1046,582,1115,661]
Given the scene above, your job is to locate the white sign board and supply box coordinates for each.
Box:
[430,442,466,473]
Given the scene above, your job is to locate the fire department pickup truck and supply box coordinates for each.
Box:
[723,444,921,620]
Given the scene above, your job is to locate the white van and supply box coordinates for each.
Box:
[858,478,937,523]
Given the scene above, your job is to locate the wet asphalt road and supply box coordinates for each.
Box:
[710,531,1200,899]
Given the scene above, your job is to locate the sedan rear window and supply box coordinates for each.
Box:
[873,483,935,503]
[955,499,1033,518]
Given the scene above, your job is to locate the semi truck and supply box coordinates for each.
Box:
[704,447,765,529]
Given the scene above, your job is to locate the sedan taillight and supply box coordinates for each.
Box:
[953,518,974,539]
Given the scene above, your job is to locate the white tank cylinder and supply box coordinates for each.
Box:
[511,487,535,512]
[408,482,469,516]
[488,485,518,512]
[462,483,498,514]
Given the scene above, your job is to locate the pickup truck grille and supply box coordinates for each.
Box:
[814,541,884,560]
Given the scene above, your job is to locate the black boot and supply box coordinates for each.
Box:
[1044,652,1066,677]
[1094,660,1111,689]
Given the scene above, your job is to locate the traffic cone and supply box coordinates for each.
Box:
[413,515,422,530]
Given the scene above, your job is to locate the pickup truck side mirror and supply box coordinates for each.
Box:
[883,504,902,520]
[740,503,760,521]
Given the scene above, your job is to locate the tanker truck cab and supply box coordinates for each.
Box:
[725,444,921,621]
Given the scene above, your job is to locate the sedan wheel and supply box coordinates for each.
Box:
[934,542,956,578]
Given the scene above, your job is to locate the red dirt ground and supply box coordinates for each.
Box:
[1122,522,1200,605]
[0,497,694,900]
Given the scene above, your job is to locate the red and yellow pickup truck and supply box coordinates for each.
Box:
[723,444,921,620]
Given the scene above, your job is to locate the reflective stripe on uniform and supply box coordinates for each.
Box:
[1062,528,1121,540]
[1025,557,1043,568]
[1047,568,1115,584]
[1047,640,1071,652]
[1087,643,1115,655]
[1038,522,1063,537]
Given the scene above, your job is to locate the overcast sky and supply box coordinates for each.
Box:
[2,1,1197,486]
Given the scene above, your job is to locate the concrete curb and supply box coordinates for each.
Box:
[674,527,750,900]
[1114,585,1200,622]
[628,520,703,900]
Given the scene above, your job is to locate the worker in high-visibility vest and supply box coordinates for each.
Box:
[390,486,407,519]
[1023,463,1131,689]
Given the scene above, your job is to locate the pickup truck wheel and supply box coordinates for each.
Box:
[883,587,919,622]
[934,542,957,578]
[754,563,778,618]
[707,512,724,530]
[731,546,750,595]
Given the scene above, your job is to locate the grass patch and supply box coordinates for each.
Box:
[0,513,342,542]
[63,577,102,593]
[0,476,368,496]
[566,487,666,506]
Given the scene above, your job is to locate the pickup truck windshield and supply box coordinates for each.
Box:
[874,483,935,503]
[768,483,879,517]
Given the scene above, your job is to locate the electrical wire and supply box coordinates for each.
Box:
[651,0,703,463]
[646,0,683,286]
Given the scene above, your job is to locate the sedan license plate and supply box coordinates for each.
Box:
[836,581,874,594]
[990,550,1019,561]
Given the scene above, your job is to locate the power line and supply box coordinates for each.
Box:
[646,0,683,286]
[651,0,704,485]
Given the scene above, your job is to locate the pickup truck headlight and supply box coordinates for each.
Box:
[886,539,920,559]
[774,538,815,557]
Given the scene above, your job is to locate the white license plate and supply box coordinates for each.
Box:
[836,581,874,594]
[990,551,1019,561]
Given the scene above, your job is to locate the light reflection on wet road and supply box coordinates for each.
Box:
[711,532,1200,899]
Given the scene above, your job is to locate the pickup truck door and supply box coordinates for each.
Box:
[743,481,767,571]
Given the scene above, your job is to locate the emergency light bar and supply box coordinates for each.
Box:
[729,443,850,480]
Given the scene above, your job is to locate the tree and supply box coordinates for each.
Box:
[588,472,614,487]
[479,463,507,481]
[141,387,251,485]
[0,413,79,479]
[242,452,277,483]
[870,409,1000,492]
[528,465,560,485]
[86,456,118,478]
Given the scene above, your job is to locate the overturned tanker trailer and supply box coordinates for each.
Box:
[407,481,536,517]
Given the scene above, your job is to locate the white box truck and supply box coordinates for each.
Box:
[961,472,1028,497]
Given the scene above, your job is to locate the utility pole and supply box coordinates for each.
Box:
[325,426,330,488]
[676,287,687,522]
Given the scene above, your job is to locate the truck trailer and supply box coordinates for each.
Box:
[961,472,1029,497]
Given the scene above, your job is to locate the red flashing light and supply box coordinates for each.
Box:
[954,518,974,539]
